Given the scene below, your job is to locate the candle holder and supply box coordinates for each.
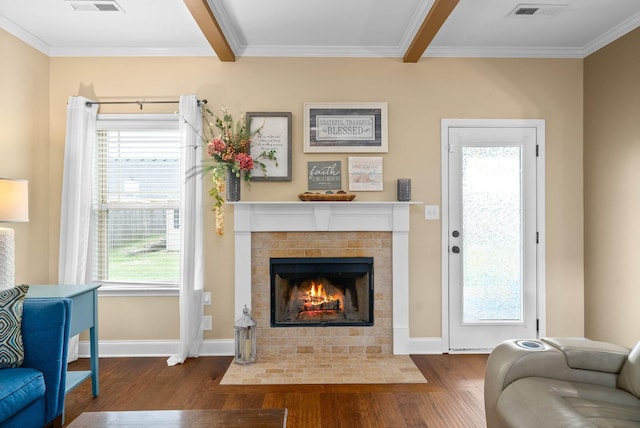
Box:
[397,178,411,201]
[234,305,256,364]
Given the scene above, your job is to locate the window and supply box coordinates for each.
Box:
[93,114,181,291]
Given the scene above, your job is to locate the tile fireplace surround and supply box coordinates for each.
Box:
[233,202,413,355]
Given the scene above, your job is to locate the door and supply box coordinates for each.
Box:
[444,121,544,352]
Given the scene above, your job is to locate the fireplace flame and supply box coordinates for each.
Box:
[309,282,328,300]
[301,281,342,312]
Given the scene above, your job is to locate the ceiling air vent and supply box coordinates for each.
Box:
[65,0,125,12]
[508,4,567,18]
[515,7,539,15]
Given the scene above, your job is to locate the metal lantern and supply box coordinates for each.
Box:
[234,305,256,364]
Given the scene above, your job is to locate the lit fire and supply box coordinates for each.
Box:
[308,282,331,302]
[302,281,342,311]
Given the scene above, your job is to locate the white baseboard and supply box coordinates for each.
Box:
[78,339,235,358]
[78,337,445,358]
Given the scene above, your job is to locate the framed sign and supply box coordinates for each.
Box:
[348,156,383,191]
[304,102,388,153]
[307,161,342,190]
[247,112,292,181]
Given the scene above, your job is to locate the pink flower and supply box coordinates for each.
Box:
[213,138,226,151]
[207,138,226,157]
[236,153,254,171]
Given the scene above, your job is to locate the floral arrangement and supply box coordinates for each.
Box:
[203,107,277,235]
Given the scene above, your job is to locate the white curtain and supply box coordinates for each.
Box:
[59,96,99,362]
[167,95,204,366]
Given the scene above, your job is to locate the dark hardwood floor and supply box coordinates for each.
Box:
[64,354,488,427]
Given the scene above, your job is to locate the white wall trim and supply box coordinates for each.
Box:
[78,338,446,358]
[78,339,235,358]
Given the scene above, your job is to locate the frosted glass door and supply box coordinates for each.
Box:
[448,127,538,351]
[462,146,523,323]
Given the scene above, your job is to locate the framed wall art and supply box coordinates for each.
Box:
[303,102,388,153]
[247,112,292,181]
[348,156,383,191]
[307,161,342,190]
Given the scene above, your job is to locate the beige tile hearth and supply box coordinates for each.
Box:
[220,354,427,385]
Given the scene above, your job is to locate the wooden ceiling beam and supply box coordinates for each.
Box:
[183,0,235,62]
[403,0,459,63]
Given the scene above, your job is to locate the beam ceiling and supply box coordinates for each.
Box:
[403,0,460,63]
[183,0,235,62]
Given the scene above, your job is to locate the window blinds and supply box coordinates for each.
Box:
[93,115,181,287]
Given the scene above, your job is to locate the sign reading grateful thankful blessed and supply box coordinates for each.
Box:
[304,103,388,153]
[316,115,375,141]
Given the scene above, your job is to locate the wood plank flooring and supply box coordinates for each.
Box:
[63,354,488,428]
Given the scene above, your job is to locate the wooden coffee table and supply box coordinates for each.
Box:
[66,409,287,427]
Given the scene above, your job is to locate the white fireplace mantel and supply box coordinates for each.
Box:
[233,201,417,354]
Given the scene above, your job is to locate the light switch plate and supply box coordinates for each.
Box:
[425,205,440,220]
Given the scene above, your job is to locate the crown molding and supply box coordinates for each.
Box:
[0,13,51,55]
[398,0,436,54]
[205,0,241,55]
[237,44,404,58]
[582,10,640,57]
[47,45,215,57]
[424,45,585,58]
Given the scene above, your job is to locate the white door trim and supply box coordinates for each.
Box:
[440,119,546,353]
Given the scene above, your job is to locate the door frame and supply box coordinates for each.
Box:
[440,119,546,353]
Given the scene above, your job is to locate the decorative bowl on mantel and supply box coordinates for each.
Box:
[298,192,356,202]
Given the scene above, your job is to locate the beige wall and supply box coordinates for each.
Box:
[4,27,586,345]
[584,28,640,348]
[0,30,50,285]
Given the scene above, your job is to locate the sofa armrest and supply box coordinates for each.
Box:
[21,298,72,426]
[484,339,621,428]
[542,337,630,373]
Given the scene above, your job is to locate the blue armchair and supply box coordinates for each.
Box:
[0,298,72,428]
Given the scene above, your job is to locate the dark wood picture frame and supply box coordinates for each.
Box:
[247,112,292,181]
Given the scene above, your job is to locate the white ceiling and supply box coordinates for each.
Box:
[1,0,640,59]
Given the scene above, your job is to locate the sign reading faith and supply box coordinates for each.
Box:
[307,161,342,190]
[316,115,375,141]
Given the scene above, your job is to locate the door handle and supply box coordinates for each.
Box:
[452,246,460,254]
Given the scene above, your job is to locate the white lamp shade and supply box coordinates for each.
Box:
[0,179,29,222]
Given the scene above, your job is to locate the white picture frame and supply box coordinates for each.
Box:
[304,102,388,153]
[348,156,383,191]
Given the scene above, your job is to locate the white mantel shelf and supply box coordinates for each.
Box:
[233,201,421,355]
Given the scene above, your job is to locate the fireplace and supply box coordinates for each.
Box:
[234,202,413,355]
[270,257,374,327]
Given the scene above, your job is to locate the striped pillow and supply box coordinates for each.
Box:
[0,284,29,368]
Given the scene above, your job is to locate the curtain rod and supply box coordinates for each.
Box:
[85,99,207,109]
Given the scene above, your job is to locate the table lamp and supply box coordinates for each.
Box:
[0,178,29,290]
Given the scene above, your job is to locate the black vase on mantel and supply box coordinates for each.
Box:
[397,178,411,201]
[226,169,241,202]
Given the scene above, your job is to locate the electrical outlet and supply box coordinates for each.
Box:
[203,292,211,306]
[203,316,212,331]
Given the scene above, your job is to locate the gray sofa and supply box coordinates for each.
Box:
[484,337,640,427]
